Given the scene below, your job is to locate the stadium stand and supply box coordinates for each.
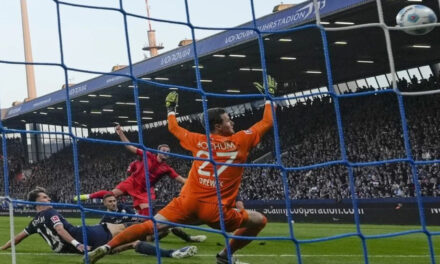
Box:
[3,77,440,204]
[1,1,440,263]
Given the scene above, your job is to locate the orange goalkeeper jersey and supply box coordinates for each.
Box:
[167,102,273,207]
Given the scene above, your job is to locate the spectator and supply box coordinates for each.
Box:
[2,77,440,202]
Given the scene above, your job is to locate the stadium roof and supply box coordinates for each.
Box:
[3,0,440,129]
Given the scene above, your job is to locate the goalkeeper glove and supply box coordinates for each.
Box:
[253,75,277,97]
[165,91,179,113]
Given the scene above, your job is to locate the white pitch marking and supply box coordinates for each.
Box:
[0,252,432,258]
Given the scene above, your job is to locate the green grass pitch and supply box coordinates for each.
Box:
[1,216,439,264]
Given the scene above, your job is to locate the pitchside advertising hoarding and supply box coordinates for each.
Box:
[2,199,439,225]
[245,202,440,225]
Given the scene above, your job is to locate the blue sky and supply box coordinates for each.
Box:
[0,0,301,108]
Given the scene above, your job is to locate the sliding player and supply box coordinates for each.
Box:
[0,187,197,259]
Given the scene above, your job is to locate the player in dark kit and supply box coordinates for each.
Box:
[99,193,139,225]
[1,187,197,259]
[100,192,206,243]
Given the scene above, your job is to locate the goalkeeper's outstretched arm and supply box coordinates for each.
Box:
[249,101,274,137]
[166,91,193,142]
[167,112,192,142]
[249,75,277,137]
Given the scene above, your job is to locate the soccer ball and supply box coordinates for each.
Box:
[396,5,437,35]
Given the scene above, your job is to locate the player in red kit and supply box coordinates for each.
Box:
[75,125,186,217]
[86,76,277,264]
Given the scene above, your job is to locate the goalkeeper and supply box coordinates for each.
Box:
[87,75,277,264]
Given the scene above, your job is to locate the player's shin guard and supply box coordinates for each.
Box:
[89,190,113,199]
[229,215,267,253]
[108,221,154,249]
[135,241,174,257]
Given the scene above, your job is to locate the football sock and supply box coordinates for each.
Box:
[170,227,191,242]
[89,190,113,199]
[145,229,170,242]
[135,241,173,257]
[158,229,170,240]
[108,220,154,248]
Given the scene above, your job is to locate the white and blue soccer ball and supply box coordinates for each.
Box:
[396,5,437,35]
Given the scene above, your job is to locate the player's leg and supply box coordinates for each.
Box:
[136,194,172,241]
[132,198,157,240]
[86,219,163,263]
[152,196,207,242]
[111,240,196,258]
[130,187,154,217]
[111,188,124,197]
[145,226,170,242]
[87,197,187,263]
[144,217,208,243]
[110,219,166,248]
[110,241,137,254]
[216,209,267,264]
[136,240,197,259]
[132,240,172,257]
[83,224,124,250]
[107,221,169,243]
[88,190,114,199]
[136,187,156,216]
[137,202,151,217]
[229,210,266,252]
[141,193,205,243]
[134,191,177,241]
[170,227,207,243]
[73,190,112,201]
[87,177,134,200]
[74,187,125,201]
[105,223,126,237]
[106,218,169,245]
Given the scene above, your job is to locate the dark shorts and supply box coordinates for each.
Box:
[70,224,112,249]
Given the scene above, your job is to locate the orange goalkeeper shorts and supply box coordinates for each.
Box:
[158,195,248,232]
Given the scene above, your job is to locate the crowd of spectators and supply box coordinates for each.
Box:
[2,75,440,204]
[0,138,26,195]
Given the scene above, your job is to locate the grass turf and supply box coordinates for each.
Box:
[0,216,439,264]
